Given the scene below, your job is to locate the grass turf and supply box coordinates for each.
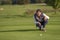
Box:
[0,5,60,40]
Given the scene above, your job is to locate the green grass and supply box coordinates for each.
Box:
[0,5,60,40]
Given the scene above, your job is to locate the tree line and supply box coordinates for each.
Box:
[0,0,45,5]
[45,0,60,14]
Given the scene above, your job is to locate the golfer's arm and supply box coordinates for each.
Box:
[36,16,40,22]
[43,13,50,20]
[34,15,41,23]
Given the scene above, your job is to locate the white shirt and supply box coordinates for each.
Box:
[43,13,50,19]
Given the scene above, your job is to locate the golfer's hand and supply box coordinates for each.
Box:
[44,16,47,21]
[38,22,41,26]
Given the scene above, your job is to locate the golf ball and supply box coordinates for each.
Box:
[40,34,42,36]
[0,8,4,10]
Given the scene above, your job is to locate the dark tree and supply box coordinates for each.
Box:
[45,0,60,14]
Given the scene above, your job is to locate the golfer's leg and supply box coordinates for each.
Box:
[36,23,41,30]
[43,20,48,28]
[41,20,48,32]
[40,22,44,31]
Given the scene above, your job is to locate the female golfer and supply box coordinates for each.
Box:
[34,9,49,32]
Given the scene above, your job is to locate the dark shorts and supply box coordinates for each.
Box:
[36,20,48,28]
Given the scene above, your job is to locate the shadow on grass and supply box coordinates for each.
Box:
[0,29,40,32]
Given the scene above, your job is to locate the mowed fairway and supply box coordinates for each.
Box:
[0,5,60,40]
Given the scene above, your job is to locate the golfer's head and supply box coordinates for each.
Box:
[36,9,42,16]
